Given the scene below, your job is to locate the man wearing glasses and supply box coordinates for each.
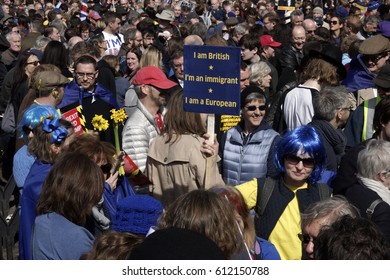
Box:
[59,55,119,144]
[300,196,360,259]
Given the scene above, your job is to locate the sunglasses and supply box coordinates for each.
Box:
[26,60,40,66]
[222,29,229,33]
[245,105,266,111]
[284,154,316,168]
[298,233,315,244]
[330,20,339,25]
[364,52,388,63]
[100,163,112,174]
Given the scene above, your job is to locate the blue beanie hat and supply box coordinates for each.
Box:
[368,1,380,11]
[336,7,349,19]
[212,9,226,21]
[112,195,163,235]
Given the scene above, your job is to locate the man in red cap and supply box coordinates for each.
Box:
[122,66,178,173]
[260,34,281,97]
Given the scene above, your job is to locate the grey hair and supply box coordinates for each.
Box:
[291,9,304,19]
[313,86,349,121]
[249,61,271,85]
[243,92,266,107]
[364,15,381,25]
[357,139,390,180]
[234,22,248,36]
[50,18,64,34]
[6,31,21,41]
[34,35,51,50]
[123,28,137,43]
[301,195,360,230]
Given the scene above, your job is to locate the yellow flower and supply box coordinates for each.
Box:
[110,108,127,126]
[92,115,109,131]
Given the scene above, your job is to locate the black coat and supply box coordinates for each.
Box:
[345,181,390,244]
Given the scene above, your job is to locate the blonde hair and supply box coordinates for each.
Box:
[139,45,163,70]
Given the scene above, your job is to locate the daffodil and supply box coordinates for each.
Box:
[109,108,127,176]
[110,108,127,126]
[92,115,109,131]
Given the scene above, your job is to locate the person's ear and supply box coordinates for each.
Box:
[50,143,61,155]
[377,171,388,183]
[51,88,60,99]
[95,70,99,78]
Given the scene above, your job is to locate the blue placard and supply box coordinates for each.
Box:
[183,45,241,116]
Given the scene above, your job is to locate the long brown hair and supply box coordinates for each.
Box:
[210,185,256,250]
[28,118,73,163]
[163,89,206,143]
[37,151,105,226]
[159,190,241,259]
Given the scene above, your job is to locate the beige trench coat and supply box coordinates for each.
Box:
[146,133,225,207]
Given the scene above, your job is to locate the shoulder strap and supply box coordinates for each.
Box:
[256,177,276,216]
[317,183,330,200]
[366,199,384,220]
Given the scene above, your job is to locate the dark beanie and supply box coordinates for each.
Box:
[129,227,226,260]
[240,84,264,108]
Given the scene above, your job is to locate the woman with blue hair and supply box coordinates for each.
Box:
[13,105,60,192]
[236,125,331,260]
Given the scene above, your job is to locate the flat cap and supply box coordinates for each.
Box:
[34,71,69,91]
[359,35,390,55]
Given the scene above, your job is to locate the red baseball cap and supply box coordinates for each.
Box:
[132,66,177,89]
[88,10,101,20]
[260,35,281,48]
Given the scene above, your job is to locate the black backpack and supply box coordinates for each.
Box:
[255,177,330,217]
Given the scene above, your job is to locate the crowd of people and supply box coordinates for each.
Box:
[0,0,390,260]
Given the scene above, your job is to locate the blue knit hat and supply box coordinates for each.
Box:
[378,21,390,37]
[211,9,226,21]
[335,6,349,19]
[112,195,163,235]
[368,1,380,11]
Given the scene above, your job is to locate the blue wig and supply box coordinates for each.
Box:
[17,105,60,138]
[274,125,326,185]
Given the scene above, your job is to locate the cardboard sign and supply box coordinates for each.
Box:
[61,105,88,135]
[183,45,241,116]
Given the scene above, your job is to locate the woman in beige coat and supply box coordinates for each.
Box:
[146,89,224,207]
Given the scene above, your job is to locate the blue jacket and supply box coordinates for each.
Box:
[59,80,118,110]
[220,120,279,185]
[342,55,376,93]
[19,160,52,260]
[32,212,94,260]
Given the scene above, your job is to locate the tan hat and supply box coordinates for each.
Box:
[225,17,238,26]
[156,10,175,21]
[34,71,69,91]
[359,35,390,55]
